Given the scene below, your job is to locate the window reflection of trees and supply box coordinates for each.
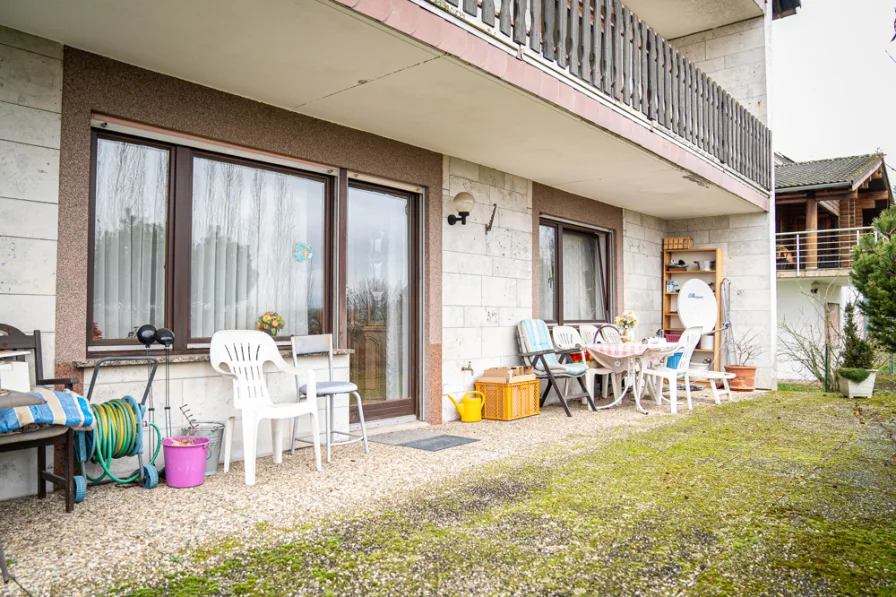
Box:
[191,158,324,338]
[346,191,410,402]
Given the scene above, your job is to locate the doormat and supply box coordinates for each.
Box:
[400,435,478,452]
[369,430,478,451]
[369,429,437,445]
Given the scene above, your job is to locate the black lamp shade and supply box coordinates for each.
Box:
[155,327,176,347]
[136,325,157,347]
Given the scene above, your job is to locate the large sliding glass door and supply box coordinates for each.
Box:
[344,183,417,421]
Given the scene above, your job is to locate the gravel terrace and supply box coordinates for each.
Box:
[3,385,895,596]
[1,391,706,597]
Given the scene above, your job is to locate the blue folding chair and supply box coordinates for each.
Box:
[517,319,595,416]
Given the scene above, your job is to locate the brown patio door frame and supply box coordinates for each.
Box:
[337,173,420,423]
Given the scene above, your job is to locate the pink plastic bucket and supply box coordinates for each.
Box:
[163,436,210,488]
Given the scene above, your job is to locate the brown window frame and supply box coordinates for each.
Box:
[87,129,333,353]
[539,218,613,325]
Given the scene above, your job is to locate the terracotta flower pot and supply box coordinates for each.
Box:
[724,365,757,392]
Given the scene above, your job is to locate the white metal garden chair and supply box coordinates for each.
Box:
[552,325,620,403]
[210,330,322,485]
[637,326,703,414]
[290,334,369,464]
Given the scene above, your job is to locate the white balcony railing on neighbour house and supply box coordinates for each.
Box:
[775,227,877,274]
[429,0,773,191]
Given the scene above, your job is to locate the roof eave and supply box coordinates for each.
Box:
[849,157,884,191]
[776,181,852,195]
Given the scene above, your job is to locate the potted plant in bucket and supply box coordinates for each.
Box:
[724,328,763,391]
[837,303,877,399]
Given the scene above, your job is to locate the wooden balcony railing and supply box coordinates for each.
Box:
[433,0,773,191]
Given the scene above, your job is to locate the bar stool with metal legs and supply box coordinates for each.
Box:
[289,334,369,463]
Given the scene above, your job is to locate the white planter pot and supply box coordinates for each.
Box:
[839,372,877,398]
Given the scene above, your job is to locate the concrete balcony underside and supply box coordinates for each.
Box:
[624,0,765,39]
[776,269,853,284]
[0,0,769,219]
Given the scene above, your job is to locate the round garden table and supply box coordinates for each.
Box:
[585,341,678,414]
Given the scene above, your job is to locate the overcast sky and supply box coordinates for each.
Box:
[772,0,896,164]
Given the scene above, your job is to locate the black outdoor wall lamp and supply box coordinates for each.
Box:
[447,192,475,226]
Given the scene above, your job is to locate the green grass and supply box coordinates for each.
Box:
[777,380,824,392]
[114,390,896,596]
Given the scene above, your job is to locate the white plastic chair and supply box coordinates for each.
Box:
[596,324,623,344]
[638,326,703,414]
[578,324,600,345]
[552,325,620,403]
[582,323,632,394]
[210,330,322,485]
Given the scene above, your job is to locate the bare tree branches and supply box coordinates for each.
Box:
[732,328,764,366]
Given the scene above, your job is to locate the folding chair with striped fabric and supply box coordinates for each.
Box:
[517,319,595,417]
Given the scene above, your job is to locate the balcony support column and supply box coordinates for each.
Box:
[805,198,818,270]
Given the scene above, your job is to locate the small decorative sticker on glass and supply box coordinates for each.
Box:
[295,242,313,263]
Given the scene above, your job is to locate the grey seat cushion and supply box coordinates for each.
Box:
[0,389,45,409]
[0,424,67,446]
[299,380,358,396]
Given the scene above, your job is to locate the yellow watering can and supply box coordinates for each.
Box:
[447,391,486,423]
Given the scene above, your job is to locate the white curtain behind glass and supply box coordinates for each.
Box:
[539,226,556,320]
[190,158,325,338]
[562,232,607,321]
[93,139,168,339]
[346,188,409,400]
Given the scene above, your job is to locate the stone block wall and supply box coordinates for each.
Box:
[669,212,777,389]
[441,156,532,422]
[0,26,62,374]
[624,209,776,389]
[672,17,768,124]
[0,27,63,500]
[622,210,668,340]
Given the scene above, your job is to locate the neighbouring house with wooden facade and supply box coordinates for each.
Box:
[0,0,796,499]
[774,153,894,379]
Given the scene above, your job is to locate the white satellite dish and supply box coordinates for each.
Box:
[677,279,717,334]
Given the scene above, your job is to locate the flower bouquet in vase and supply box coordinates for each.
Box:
[256,311,285,336]
[614,311,639,343]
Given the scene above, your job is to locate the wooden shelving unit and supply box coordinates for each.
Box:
[662,247,724,372]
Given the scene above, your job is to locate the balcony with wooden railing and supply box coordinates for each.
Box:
[429,0,773,191]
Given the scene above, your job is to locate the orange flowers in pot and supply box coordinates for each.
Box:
[256,312,285,336]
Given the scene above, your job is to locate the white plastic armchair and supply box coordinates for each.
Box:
[638,326,703,414]
[578,324,600,345]
[596,324,623,344]
[552,325,620,403]
[210,330,321,485]
[580,324,630,392]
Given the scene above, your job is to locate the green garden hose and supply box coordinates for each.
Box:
[77,395,161,485]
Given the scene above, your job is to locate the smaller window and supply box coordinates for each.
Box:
[539,225,557,321]
[91,137,170,341]
[539,220,612,324]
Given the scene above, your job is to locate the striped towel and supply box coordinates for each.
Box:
[0,388,94,434]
